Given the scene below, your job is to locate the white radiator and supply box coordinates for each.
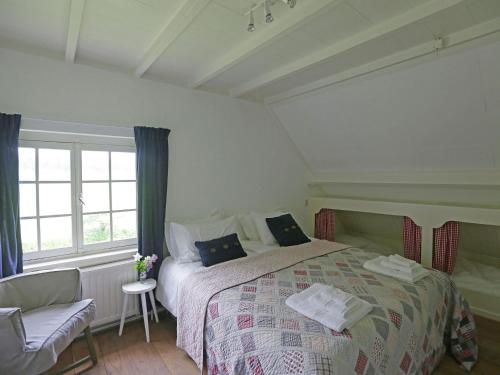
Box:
[81,260,139,327]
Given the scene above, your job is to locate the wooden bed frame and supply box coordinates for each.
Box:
[305,197,500,321]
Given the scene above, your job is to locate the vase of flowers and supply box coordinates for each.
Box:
[133,253,158,282]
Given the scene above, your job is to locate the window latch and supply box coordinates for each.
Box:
[79,194,85,206]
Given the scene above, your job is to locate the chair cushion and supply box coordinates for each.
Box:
[16,299,95,375]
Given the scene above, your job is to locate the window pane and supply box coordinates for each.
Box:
[111,152,135,180]
[19,183,36,217]
[82,151,109,181]
[83,213,110,244]
[113,211,136,240]
[82,183,109,213]
[39,149,70,181]
[19,148,35,181]
[21,219,38,252]
[112,182,136,210]
[39,183,71,216]
[40,216,72,250]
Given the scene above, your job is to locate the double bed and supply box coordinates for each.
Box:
[157,235,477,374]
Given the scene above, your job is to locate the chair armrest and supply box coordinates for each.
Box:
[0,268,82,311]
[0,308,26,358]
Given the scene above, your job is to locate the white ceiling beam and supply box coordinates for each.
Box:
[230,0,467,97]
[65,0,86,63]
[265,15,500,104]
[134,0,211,77]
[188,0,340,89]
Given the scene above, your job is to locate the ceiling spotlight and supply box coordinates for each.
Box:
[247,9,256,32]
[264,0,273,23]
[287,0,296,8]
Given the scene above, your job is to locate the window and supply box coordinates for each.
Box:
[19,140,137,261]
[81,149,137,249]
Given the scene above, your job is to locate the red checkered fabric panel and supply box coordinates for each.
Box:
[432,221,460,274]
[314,208,336,242]
[403,217,422,263]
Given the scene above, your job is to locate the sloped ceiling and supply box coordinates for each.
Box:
[0,0,500,102]
[271,35,500,173]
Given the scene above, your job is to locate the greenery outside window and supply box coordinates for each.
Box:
[19,139,137,261]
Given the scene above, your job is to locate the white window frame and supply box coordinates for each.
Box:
[77,143,137,253]
[19,140,76,260]
[20,131,137,263]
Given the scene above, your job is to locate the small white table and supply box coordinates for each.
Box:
[119,279,159,343]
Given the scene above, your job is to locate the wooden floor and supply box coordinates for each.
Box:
[48,313,500,375]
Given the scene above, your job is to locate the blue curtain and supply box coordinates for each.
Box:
[0,113,23,278]
[134,126,170,279]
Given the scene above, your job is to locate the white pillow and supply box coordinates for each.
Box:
[250,211,286,245]
[237,213,259,241]
[166,211,223,259]
[171,216,244,263]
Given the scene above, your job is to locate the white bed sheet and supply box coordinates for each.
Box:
[156,240,281,316]
[156,257,203,317]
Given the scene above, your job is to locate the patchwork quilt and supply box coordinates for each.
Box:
[203,247,477,374]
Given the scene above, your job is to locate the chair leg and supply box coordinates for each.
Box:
[53,327,97,374]
[84,326,98,365]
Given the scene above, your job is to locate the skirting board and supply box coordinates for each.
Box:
[470,306,500,323]
[459,287,500,322]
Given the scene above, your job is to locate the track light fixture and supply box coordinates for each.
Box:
[248,9,256,32]
[265,0,273,23]
[245,0,297,32]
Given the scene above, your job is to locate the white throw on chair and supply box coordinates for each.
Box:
[119,279,159,342]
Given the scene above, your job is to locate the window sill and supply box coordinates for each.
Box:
[24,248,137,272]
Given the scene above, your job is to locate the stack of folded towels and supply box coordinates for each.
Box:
[363,254,430,283]
[285,283,372,332]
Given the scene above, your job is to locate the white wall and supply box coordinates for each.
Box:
[0,47,309,225]
[272,35,500,173]
[271,34,500,255]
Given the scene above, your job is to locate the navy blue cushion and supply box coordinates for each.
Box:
[195,233,247,267]
[266,214,311,247]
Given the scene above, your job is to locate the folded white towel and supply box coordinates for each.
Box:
[286,283,372,332]
[388,254,418,268]
[364,256,429,283]
[311,289,356,315]
[313,287,355,308]
[380,260,423,276]
[314,292,361,319]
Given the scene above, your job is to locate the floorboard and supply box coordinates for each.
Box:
[48,312,499,374]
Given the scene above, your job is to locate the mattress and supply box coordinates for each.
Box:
[156,240,284,316]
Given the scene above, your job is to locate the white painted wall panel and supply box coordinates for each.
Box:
[0,47,309,225]
[272,37,500,172]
